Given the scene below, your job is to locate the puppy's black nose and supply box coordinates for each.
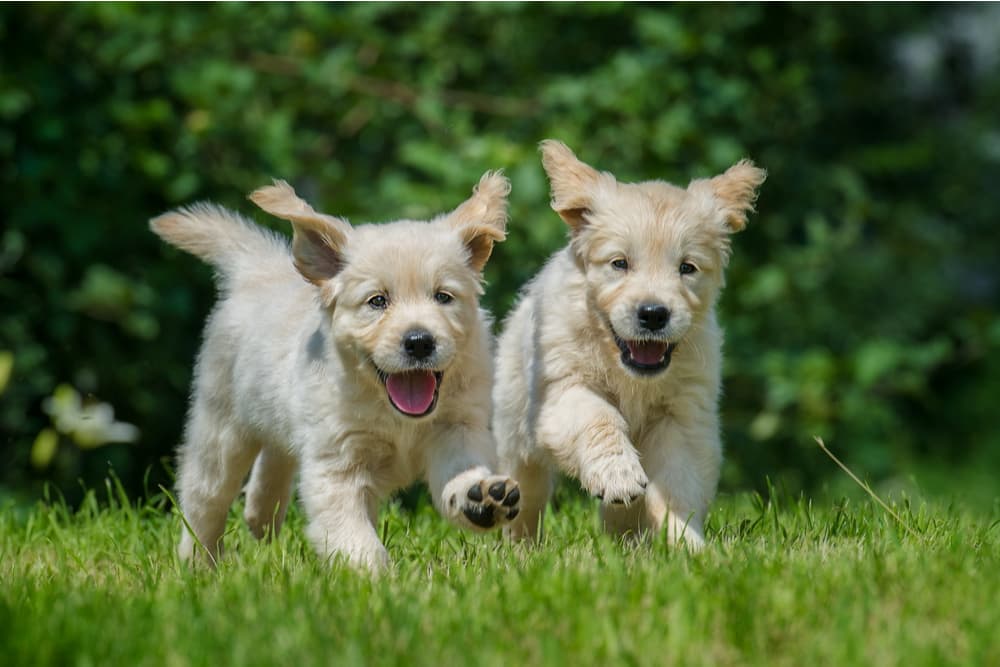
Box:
[402,328,436,360]
[637,303,669,331]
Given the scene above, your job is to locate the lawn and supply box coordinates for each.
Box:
[1,477,997,667]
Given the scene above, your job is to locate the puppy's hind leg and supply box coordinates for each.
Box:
[601,499,645,542]
[502,458,552,542]
[176,408,261,564]
[244,445,298,541]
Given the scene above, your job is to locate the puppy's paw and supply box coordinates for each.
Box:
[666,514,706,552]
[446,473,521,531]
[679,531,706,552]
[306,525,391,573]
[581,449,648,506]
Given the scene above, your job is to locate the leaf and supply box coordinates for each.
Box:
[854,341,902,388]
[0,350,11,394]
[30,428,59,469]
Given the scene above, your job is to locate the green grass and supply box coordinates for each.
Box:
[1,480,998,667]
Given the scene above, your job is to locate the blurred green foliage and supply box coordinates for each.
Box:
[2,3,998,502]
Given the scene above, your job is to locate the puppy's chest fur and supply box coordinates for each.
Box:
[291,353,446,475]
[597,362,708,447]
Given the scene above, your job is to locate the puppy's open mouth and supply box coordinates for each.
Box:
[613,335,677,376]
[376,369,443,417]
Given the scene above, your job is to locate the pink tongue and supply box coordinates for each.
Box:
[385,371,438,415]
[627,341,667,366]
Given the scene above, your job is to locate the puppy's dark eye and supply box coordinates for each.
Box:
[679,262,698,275]
[611,258,629,271]
[434,291,454,305]
[367,294,388,309]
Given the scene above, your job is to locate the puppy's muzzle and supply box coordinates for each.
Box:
[607,302,677,376]
[376,328,443,418]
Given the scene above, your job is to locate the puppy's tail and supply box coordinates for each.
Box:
[150,203,286,275]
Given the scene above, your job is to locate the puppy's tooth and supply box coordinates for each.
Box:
[502,486,520,507]
[467,484,484,502]
[488,481,506,501]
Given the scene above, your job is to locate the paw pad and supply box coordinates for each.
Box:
[488,481,506,501]
[461,476,521,530]
[463,503,496,528]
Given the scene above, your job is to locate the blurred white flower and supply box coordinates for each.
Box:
[41,384,140,448]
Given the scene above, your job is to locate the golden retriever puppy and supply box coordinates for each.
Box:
[151,173,520,571]
[493,141,764,548]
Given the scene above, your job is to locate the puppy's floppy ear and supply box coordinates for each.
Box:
[690,159,767,233]
[539,139,604,233]
[249,180,352,285]
[446,170,510,273]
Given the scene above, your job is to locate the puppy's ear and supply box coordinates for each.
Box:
[249,180,351,285]
[539,140,604,233]
[690,159,767,233]
[446,170,509,273]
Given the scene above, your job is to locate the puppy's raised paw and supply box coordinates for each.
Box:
[581,449,648,507]
[459,476,521,530]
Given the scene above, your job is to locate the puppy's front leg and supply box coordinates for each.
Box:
[638,415,722,551]
[298,445,391,572]
[537,384,648,505]
[425,425,521,532]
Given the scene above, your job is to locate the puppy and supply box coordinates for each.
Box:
[151,172,520,571]
[493,141,764,549]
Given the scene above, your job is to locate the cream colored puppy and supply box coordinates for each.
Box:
[493,142,764,548]
[151,173,520,571]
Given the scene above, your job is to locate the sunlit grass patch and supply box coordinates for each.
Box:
[1,481,997,667]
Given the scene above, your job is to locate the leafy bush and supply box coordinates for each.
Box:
[2,4,997,502]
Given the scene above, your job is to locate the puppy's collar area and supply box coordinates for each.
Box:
[374,365,444,417]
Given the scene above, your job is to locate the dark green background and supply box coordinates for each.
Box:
[2,3,998,504]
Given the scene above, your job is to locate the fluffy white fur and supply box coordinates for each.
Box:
[151,172,520,571]
[493,141,765,548]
